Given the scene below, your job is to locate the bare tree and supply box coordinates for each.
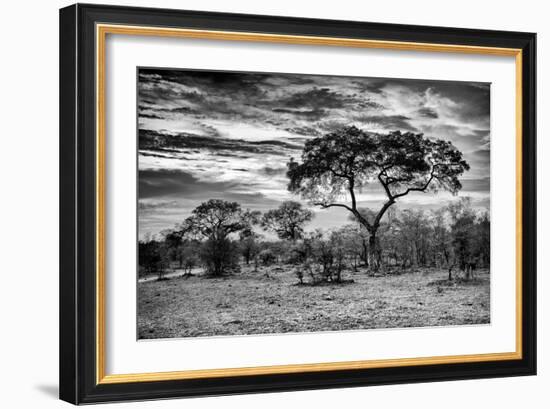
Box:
[287,126,469,271]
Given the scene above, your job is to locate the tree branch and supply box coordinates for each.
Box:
[373,199,396,229]
[393,167,437,199]
[314,201,373,231]
[348,177,358,211]
[313,202,354,212]
[377,173,394,200]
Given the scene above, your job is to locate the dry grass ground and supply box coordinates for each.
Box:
[137,265,490,339]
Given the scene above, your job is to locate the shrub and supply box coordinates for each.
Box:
[258,249,277,266]
[181,244,199,276]
[200,237,239,276]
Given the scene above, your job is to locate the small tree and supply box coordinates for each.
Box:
[239,229,261,266]
[398,209,431,267]
[476,211,490,268]
[261,201,314,240]
[157,243,172,280]
[448,198,477,279]
[432,208,455,279]
[138,240,170,280]
[181,242,200,277]
[336,224,365,270]
[183,199,260,276]
[328,230,348,282]
[139,240,158,276]
[287,126,469,272]
[161,229,185,268]
[291,230,349,284]
[200,237,239,275]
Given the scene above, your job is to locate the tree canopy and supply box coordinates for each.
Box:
[182,199,260,241]
[261,200,314,240]
[287,126,470,234]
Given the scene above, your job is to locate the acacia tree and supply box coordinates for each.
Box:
[182,199,260,276]
[261,201,314,240]
[287,126,469,271]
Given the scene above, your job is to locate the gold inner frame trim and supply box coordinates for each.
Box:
[96,23,523,385]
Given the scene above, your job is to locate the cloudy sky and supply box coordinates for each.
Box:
[137,68,490,239]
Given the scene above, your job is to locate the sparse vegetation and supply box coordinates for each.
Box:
[138,193,490,337]
[287,126,470,272]
[138,265,489,339]
[138,126,490,338]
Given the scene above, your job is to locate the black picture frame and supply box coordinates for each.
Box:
[59,3,536,404]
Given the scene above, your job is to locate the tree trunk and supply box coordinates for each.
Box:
[361,238,368,266]
[368,232,380,272]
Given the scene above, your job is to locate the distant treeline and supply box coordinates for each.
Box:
[139,197,489,284]
[140,126,484,284]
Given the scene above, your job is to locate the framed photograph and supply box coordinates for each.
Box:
[59,3,536,404]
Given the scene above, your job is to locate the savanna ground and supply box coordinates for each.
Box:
[137,265,490,339]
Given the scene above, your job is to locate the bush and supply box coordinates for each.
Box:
[258,249,277,266]
[181,244,199,276]
[138,240,171,280]
[292,231,349,284]
[200,237,239,276]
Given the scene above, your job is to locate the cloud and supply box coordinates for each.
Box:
[355,114,418,132]
[137,68,490,237]
[278,86,378,110]
[284,126,321,137]
[260,166,288,176]
[272,107,327,121]
[139,129,301,156]
[352,79,387,94]
[417,107,439,119]
[139,169,232,199]
[140,168,282,205]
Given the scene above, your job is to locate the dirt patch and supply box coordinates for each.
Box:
[137,265,490,339]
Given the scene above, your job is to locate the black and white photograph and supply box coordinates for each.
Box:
[137,68,491,340]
